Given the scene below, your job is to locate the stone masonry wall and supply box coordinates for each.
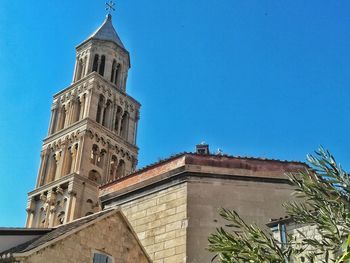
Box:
[118,183,187,263]
[272,222,333,263]
[22,213,150,263]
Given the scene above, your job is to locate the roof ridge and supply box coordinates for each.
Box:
[100,152,307,189]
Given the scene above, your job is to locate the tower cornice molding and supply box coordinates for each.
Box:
[43,117,138,157]
[54,72,140,108]
[86,118,138,153]
[28,173,98,198]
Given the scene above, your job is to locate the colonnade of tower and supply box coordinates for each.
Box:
[26,14,140,228]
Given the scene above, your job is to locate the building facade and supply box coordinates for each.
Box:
[1,209,151,263]
[25,14,140,228]
[100,150,307,263]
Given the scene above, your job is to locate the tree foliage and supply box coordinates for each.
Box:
[208,147,350,263]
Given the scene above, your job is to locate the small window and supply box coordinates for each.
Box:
[279,223,287,247]
[93,252,113,263]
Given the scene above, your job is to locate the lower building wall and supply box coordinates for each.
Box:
[186,178,296,263]
[109,183,188,263]
[19,213,149,263]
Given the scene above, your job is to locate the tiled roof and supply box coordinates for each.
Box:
[0,209,113,259]
[101,152,307,188]
[0,228,52,236]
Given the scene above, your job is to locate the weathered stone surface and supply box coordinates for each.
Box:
[120,184,187,262]
[20,212,150,263]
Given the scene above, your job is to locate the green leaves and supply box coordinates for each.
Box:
[208,147,350,263]
[208,208,291,263]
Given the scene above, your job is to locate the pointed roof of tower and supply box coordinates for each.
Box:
[82,14,125,48]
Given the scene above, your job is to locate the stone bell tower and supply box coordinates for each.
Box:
[26,14,140,228]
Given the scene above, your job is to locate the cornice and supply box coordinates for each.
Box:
[53,72,140,107]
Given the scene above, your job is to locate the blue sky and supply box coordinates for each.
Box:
[0,0,349,226]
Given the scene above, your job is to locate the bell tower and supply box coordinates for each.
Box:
[26,14,140,228]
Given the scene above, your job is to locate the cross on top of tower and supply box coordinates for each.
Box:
[105,1,116,15]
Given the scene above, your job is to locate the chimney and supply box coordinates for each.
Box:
[196,142,210,155]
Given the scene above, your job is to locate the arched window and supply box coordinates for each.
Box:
[47,152,57,183]
[58,105,66,131]
[102,100,112,127]
[109,155,118,181]
[63,146,73,176]
[74,98,82,123]
[96,95,105,124]
[110,60,116,82]
[116,159,125,179]
[97,149,106,168]
[92,54,99,72]
[56,211,65,225]
[88,170,101,184]
[99,55,105,76]
[75,59,83,81]
[120,111,129,139]
[114,63,120,85]
[90,145,99,165]
[114,106,123,133]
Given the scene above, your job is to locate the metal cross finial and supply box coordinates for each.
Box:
[105,1,116,14]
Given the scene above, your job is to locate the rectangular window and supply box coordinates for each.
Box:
[93,253,113,263]
[279,223,287,247]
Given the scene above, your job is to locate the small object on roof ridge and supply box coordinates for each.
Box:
[196,142,210,155]
[216,148,223,155]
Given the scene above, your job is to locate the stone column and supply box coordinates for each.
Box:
[63,103,70,128]
[103,148,112,183]
[38,193,48,227]
[97,58,101,74]
[81,57,87,78]
[25,198,35,228]
[117,109,124,135]
[99,103,106,125]
[36,148,50,187]
[104,57,113,82]
[111,104,117,132]
[46,152,56,184]
[60,144,70,177]
[72,57,79,83]
[134,111,140,145]
[71,145,78,173]
[79,94,86,120]
[75,135,85,174]
[84,90,92,119]
[65,182,77,224]
[85,52,92,75]
[46,190,57,227]
[68,100,76,125]
[48,106,58,135]
[88,90,99,120]
[54,107,62,131]
[54,151,63,181]
[107,104,114,130]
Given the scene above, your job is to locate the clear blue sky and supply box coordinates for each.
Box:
[0,1,349,226]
